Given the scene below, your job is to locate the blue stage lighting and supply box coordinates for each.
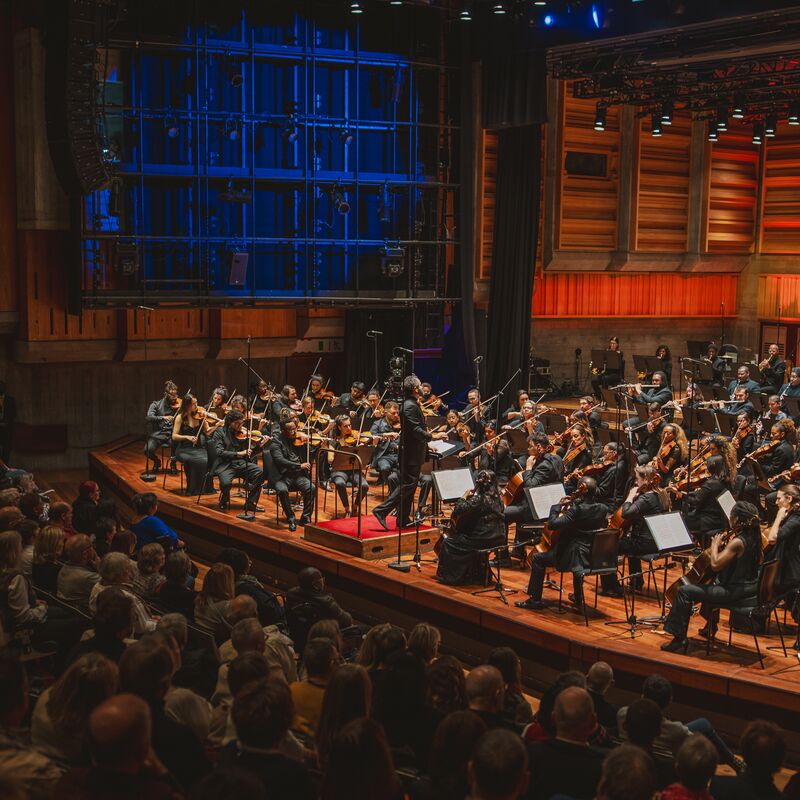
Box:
[544,14,554,26]
[592,4,601,28]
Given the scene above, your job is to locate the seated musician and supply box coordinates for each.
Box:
[732,412,755,464]
[727,365,760,398]
[171,394,211,496]
[501,389,530,427]
[308,374,326,400]
[766,484,800,648]
[504,433,565,528]
[211,410,266,513]
[503,402,545,445]
[145,379,179,473]
[251,380,274,420]
[651,423,687,485]
[362,389,385,429]
[515,476,609,612]
[435,469,506,586]
[601,465,670,597]
[778,368,800,422]
[597,442,628,513]
[758,395,788,442]
[757,422,797,521]
[328,415,369,517]
[591,336,624,401]
[267,419,316,531]
[421,383,448,415]
[273,385,302,422]
[676,455,731,542]
[634,403,666,465]
[463,388,488,443]
[703,343,726,387]
[578,395,604,437]
[661,501,762,654]
[477,423,514,484]
[759,343,787,395]
[561,425,593,492]
[370,401,401,485]
[711,386,755,420]
[338,381,367,418]
[299,395,334,435]
[655,344,673,387]
[622,371,673,428]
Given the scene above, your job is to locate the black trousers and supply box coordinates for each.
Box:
[145,430,174,464]
[175,443,209,495]
[331,470,368,509]
[375,455,399,484]
[217,463,264,507]
[601,536,654,592]
[274,474,315,520]
[387,471,432,511]
[373,459,422,527]
[664,582,753,639]
[527,549,584,604]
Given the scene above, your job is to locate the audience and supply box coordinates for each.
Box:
[290,636,338,737]
[18,518,37,577]
[71,481,101,535]
[596,744,656,800]
[194,563,235,643]
[466,664,514,732]
[32,524,64,592]
[625,698,677,789]
[129,492,182,551]
[469,728,529,800]
[19,491,44,523]
[407,621,441,664]
[109,530,137,557]
[316,663,371,769]
[216,547,285,629]
[660,734,718,800]
[89,552,156,635]
[133,542,167,598]
[48,501,74,535]
[487,646,533,726]
[154,550,196,619]
[285,567,353,648]
[65,586,133,666]
[587,661,618,733]
[426,654,467,716]
[57,534,101,612]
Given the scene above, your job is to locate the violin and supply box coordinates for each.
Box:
[609,473,661,535]
[314,389,337,403]
[169,397,181,411]
[536,482,589,554]
[305,410,332,428]
[340,431,374,447]
[733,423,751,448]
[234,428,267,443]
[292,430,328,447]
[567,460,612,483]
[562,440,587,467]
[737,437,780,469]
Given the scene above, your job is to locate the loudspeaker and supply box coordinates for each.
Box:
[228,252,249,287]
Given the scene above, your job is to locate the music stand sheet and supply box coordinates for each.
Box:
[644,511,694,552]
[716,489,736,523]
[432,468,475,502]
[600,387,620,409]
[524,483,567,520]
[428,439,464,459]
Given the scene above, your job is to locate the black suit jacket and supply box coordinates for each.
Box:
[522,452,564,489]
[370,418,400,465]
[268,434,306,482]
[762,357,787,390]
[0,394,16,425]
[401,397,432,468]
[146,397,173,434]
[211,426,249,475]
[548,500,609,572]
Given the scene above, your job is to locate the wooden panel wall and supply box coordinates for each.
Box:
[532,272,738,318]
[758,275,800,321]
[478,130,497,280]
[705,121,759,254]
[761,125,800,254]
[634,112,692,252]
[558,83,620,250]
[0,9,17,313]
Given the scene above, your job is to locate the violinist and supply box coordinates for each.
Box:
[477,423,515,484]
[661,501,762,654]
[463,388,488,443]
[361,389,385,428]
[561,425,593,492]
[501,390,530,427]
[210,410,266,513]
[370,401,401,485]
[602,465,670,597]
[635,403,666,464]
[202,385,229,473]
[676,455,731,541]
[515,476,609,612]
[757,395,787,442]
[145,379,180,474]
[651,423,687,484]
[597,442,628,513]
[171,394,211,496]
[503,402,544,440]
[759,343,787,394]
[435,470,506,586]
[328,415,370,517]
[766,485,800,627]
[421,382,449,415]
[337,381,367,418]
[267,419,315,532]
[251,380,275,420]
[445,409,473,450]
[309,374,334,403]
[590,336,624,401]
[761,423,798,521]
[299,395,334,436]
[503,433,565,528]
[578,395,603,439]
[274,385,302,421]
[731,412,755,463]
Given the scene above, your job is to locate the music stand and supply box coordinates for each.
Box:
[687,340,712,359]
[633,400,650,423]
[427,439,464,460]
[424,414,446,431]
[686,361,714,383]
[645,511,695,618]
[432,468,475,502]
[604,351,622,372]
[600,387,620,409]
[749,394,765,414]
[680,405,701,438]
[632,354,650,377]
[504,428,528,454]
[747,363,764,383]
[712,386,730,401]
[524,483,567,520]
[716,489,736,524]
[644,356,664,377]
[591,349,609,374]
[541,413,567,437]
[596,427,617,446]
[695,409,720,435]
[715,414,738,437]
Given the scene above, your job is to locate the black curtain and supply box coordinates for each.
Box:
[344,309,414,390]
[485,124,542,400]
[482,50,547,130]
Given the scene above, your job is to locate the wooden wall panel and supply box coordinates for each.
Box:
[478,130,497,280]
[126,308,207,340]
[219,308,297,339]
[532,272,738,318]
[706,121,758,254]
[761,126,800,253]
[758,276,800,321]
[635,112,692,252]
[558,82,620,251]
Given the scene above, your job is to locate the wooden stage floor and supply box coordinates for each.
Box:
[88,437,800,755]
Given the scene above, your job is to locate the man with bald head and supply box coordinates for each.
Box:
[467,664,518,732]
[526,685,605,800]
[586,661,618,732]
[55,694,179,799]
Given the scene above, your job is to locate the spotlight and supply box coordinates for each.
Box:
[789,101,800,126]
[544,13,554,25]
[225,118,240,142]
[340,128,354,146]
[651,113,662,137]
[732,94,746,119]
[660,101,673,126]
[593,103,606,131]
[752,121,764,145]
[534,1,547,5]
[350,1,363,13]
[164,116,179,139]
[389,0,403,4]
[708,123,718,142]
[460,8,472,20]
[765,113,777,138]
[380,243,406,278]
[591,4,601,28]
[716,106,728,132]
[492,3,506,14]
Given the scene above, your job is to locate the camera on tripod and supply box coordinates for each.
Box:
[386,355,405,400]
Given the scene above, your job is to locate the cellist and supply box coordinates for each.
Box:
[661,501,761,654]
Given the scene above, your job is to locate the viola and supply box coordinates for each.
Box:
[314,389,337,403]
[292,430,327,447]
[562,440,587,467]
[737,437,780,469]
[305,410,332,427]
[535,483,590,554]
[340,432,374,447]
[609,473,661,535]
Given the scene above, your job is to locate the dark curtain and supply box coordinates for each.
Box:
[344,309,414,390]
[485,124,542,400]
[482,50,547,130]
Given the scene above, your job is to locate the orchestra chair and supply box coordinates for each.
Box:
[700,559,788,668]
[575,529,621,627]
[162,458,185,493]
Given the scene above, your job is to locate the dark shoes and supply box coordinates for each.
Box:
[697,625,718,640]
[660,637,689,654]
[288,518,297,532]
[298,515,311,526]
[600,588,624,598]
[373,511,389,531]
[169,461,178,475]
[245,505,265,513]
[515,598,546,611]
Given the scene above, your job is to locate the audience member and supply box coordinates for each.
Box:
[306,617,345,657]
[660,734,718,800]
[526,686,605,800]
[57,534,101,612]
[17,518,37,577]
[93,517,117,558]
[285,567,353,648]
[31,524,64,593]
[0,649,63,800]
[356,621,391,667]
[465,664,513,732]
[54,693,180,800]
[596,744,656,800]
[587,661,618,733]
[89,552,156,635]
[407,621,441,664]
[48,501,74,535]
[155,549,196,619]
[523,671,591,744]
[71,481,101,535]
[469,728,530,800]
[219,677,316,800]
[487,646,533,726]
[194,562,235,643]
[19,491,44,524]
[711,720,785,800]
[109,530,137,557]
[625,698,677,789]
[322,717,402,800]
[290,636,338,737]
[216,547,285,629]
[426,654,467,717]
[118,635,210,790]
[133,542,167,598]
[31,653,118,766]
[65,586,133,666]
[0,505,23,531]
[130,492,182,551]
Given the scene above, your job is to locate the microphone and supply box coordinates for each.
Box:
[366,330,384,337]
[137,305,155,312]
[394,347,414,354]
[474,355,483,363]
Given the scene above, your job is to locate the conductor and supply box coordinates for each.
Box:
[372,375,447,530]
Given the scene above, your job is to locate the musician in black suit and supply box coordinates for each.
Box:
[462,388,489,444]
[503,433,565,527]
[761,422,798,522]
[622,372,673,430]
[727,365,760,397]
[515,477,609,611]
[211,410,265,512]
[372,375,447,531]
[759,344,787,395]
[766,485,800,614]
[145,379,179,472]
[370,401,401,484]
[597,442,628,513]
[634,403,666,465]
[337,381,367,418]
[0,381,17,463]
[778,369,800,423]
[268,419,315,532]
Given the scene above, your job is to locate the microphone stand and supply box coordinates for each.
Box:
[367,330,383,392]
[494,368,522,445]
[237,336,256,522]
[388,361,412,574]
[140,305,157,482]
[474,356,482,397]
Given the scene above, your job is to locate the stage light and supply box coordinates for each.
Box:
[534,1,547,5]
[660,101,673,126]
[460,8,472,20]
[350,1,364,14]
[492,3,506,14]
[164,116,179,139]
[332,183,350,216]
[708,123,718,142]
[282,120,298,143]
[389,0,403,4]
[765,113,777,138]
[591,4,601,28]
[732,94,746,119]
[651,113,662,137]
[716,106,728,132]
[544,14,554,25]
[340,128,354,146]
[789,101,800,125]
[593,103,606,131]
[228,67,243,89]
[225,118,240,142]
[752,121,764,145]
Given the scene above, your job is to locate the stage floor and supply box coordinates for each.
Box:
[88,437,800,755]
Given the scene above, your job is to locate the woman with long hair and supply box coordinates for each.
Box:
[436,470,506,585]
[194,562,235,643]
[679,455,731,541]
[653,423,687,484]
[171,393,211,496]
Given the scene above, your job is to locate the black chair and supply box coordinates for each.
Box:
[575,529,621,627]
[285,600,317,655]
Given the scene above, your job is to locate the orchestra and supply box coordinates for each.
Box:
[138,336,800,659]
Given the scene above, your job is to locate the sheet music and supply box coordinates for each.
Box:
[524,483,567,520]
[644,512,693,551]
[716,490,736,523]
[432,468,475,502]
